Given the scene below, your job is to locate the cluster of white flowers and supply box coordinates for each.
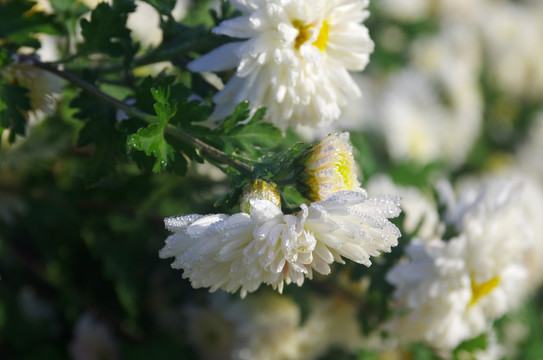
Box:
[185,292,363,360]
[357,0,543,167]
[188,0,374,129]
[386,174,543,349]
[160,133,401,297]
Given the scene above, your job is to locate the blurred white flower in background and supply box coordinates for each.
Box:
[516,112,543,181]
[186,292,363,360]
[375,23,482,166]
[379,69,448,164]
[377,0,431,22]
[387,175,538,349]
[68,312,120,360]
[127,0,190,49]
[298,296,364,357]
[1,58,62,121]
[188,0,374,129]
[480,2,543,99]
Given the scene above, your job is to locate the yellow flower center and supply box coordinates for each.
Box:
[294,20,329,52]
[468,276,500,307]
[335,152,357,191]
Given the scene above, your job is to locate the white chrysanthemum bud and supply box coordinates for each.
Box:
[299,132,362,201]
[238,180,281,213]
[1,59,61,116]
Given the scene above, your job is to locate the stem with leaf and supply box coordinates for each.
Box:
[29,57,254,176]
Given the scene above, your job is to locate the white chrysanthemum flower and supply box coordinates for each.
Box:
[479,2,543,99]
[188,0,374,128]
[160,188,401,297]
[1,60,62,117]
[387,237,527,350]
[387,175,534,349]
[379,69,448,164]
[299,132,362,201]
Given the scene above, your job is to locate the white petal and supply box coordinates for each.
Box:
[188,42,242,72]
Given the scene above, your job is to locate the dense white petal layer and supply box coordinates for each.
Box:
[188,0,374,128]
[161,190,401,297]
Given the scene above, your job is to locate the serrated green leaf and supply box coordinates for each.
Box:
[222,122,282,156]
[173,99,212,125]
[129,124,174,173]
[128,86,178,173]
[79,0,136,58]
[247,107,267,125]
[215,101,250,133]
[207,102,281,158]
[0,84,31,143]
[151,86,177,126]
[0,0,59,47]
[70,89,126,184]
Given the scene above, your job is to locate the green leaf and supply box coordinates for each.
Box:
[222,122,282,157]
[79,0,137,58]
[0,84,31,143]
[208,102,282,159]
[128,87,176,173]
[50,0,85,12]
[128,124,174,173]
[0,0,58,48]
[215,101,251,133]
[0,116,73,171]
[453,333,487,359]
[151,87,177,126]
[70,84,126,184]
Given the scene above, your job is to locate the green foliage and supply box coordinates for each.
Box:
[70,75,126,183]
[453,333,488,359]
[129,87,176,173]
[208,102,281,158]
[0,116,73,170]
[79,0,138,61]
[0,84,31,144]
[0,0,58,48]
